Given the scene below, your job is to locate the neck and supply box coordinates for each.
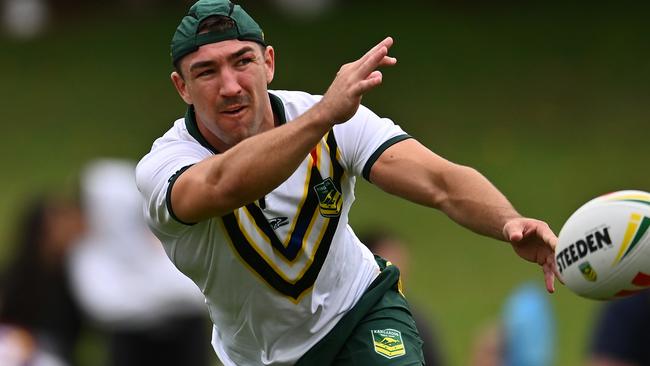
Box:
[197,121,230,152]
[196,97,276,153]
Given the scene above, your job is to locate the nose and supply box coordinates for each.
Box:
[219,68,242,97]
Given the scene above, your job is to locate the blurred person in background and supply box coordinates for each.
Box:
[470,320,503,366]
[67,159,211,366]
[587,289,650,366]
[470,283,555,366]
[0,196,86,366]
[359,229,446,366]
[1,0,49,39]
[136,0,559,364]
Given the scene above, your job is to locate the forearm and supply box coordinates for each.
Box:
[436,165,521,241]
[174,104,332,221]
[214,105,330,203]
[370,140,520,241]
[370,140,559,292]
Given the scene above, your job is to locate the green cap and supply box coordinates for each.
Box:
[171,0,265,65]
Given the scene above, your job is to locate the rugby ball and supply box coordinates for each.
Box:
[556,190,650,300]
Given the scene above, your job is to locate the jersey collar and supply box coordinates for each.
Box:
[185,92,287,154]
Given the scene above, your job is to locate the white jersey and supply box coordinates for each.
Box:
[136,90,410,365]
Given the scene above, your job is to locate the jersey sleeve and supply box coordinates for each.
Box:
[332,104,411,181]
[136,140,209,237]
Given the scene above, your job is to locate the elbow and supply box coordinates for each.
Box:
[208,171,266,215]
[425,170,448,210]
[429,187,448,210]
[429,163,478,210]
[212,178,244,213]
[174,169,239,220]
[201,174,244,216]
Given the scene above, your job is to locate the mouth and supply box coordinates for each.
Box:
[221,105,247,116]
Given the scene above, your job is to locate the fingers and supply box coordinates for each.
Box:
[555,266,564,285]
[536,223,558,249]
[355,37,397,79]
[507,219,557,249]
[505,218,561,293]
[509,231,523,242]
[503,220,524,242]
[355,71,383,94]
[543,249,564,293]
[543,261,555,293]
[336,38,396,99]
[320,37,396,124]
[552,254,564,285]
[535,223,561,292]
[358,47,397,77]
[359,37,394,64]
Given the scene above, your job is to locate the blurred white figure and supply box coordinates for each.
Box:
[1,0,49,39]
[68,159,210,366]
[69,159,205,329]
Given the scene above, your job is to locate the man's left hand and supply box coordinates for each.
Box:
[503,218,561,293]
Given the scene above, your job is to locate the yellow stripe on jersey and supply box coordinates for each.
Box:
[322,133,334,178]
[234,208,295,283]
[280,150,316,250]
[238,205,324,274]
[221,131,345,301]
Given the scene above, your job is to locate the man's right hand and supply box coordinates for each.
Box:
[316,37,397,125]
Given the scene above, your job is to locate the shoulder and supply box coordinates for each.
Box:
[136,118,210,191]
[269,90,322,120]
[140,117,211,160]
[149,118,194,150]
[331,103,391,137]
[269,89,322,104]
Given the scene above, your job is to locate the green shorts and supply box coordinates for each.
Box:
[296,256,425,366]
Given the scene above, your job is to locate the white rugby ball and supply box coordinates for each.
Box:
[556,190,650,300]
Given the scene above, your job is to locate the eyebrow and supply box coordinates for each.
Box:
[228,46,256,61]
[188,46,257,73]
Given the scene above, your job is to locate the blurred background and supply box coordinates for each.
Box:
[1,0,648,365]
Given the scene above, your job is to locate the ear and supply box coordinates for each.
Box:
[264,46,275,84]
[171,71,193,105]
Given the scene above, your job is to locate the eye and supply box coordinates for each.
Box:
[196,69,214,78]
[237,57,255,67]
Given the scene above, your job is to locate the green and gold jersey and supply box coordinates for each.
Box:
[136,90,411,366]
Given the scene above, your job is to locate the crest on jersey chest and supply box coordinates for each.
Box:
[313,177,342,218]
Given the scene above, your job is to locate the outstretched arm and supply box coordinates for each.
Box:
[172,37,397,223]
[369,139,559,293]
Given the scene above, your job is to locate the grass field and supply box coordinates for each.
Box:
[1,1,649,365]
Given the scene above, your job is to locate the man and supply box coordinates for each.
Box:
[136,1,559,365]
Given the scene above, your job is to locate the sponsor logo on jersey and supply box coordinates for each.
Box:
[313,177,342,218]
[371,328,406,359]
[268,216,289,230]
[579,261,597,282]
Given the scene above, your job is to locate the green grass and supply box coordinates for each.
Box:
[1,2,648,365]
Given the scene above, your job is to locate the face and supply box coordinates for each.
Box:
[172,40,275,150]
